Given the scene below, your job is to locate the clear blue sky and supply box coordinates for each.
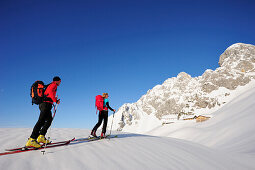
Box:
[0,0,254,129]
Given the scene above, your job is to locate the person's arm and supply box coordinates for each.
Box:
[106,102,115,112]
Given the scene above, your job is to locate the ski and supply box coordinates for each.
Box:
[92,135,118,140]
[71,135,109,142]
[0,138,75,156]
[71,135,117,144]
[99,135,118,140]
[85,135,117,141]
[1,135,117,156]
[5,138,75,152]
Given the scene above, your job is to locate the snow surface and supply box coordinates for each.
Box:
[0,128,254,170]
[159,85,255,154]
[0,83,255,170]
[147,82,255,154]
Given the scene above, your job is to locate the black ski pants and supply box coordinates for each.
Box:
[92,110,108,134]
[30,102,53,139]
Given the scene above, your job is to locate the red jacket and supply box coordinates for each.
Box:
[44,82,58,104]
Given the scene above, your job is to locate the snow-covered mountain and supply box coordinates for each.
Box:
[109,43,255,133]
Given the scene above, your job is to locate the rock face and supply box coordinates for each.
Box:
[111,43,255,132]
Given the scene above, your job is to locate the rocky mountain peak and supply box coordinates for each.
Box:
[219,43,255,72]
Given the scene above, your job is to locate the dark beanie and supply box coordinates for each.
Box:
[53,76,61,81]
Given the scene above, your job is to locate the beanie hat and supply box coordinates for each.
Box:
[53,76,61,81]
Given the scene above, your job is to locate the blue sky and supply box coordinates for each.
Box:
[0,0,255,129]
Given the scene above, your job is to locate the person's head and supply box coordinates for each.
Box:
[102,93,109,99]
[53,76,61,86]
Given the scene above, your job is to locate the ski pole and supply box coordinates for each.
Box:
[42,104,58,155]
[48,104,58,138]
[109,112,115,140]
[52,103,58,119]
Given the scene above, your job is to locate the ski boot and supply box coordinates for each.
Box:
[37,135,51,144]
[89,130,97,139]
[25,138,41,148]
[100,132,106,139]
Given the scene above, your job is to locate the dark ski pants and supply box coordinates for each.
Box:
[30,102,53,139]
[92,110,108,134]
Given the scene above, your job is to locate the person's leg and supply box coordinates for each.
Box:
[92,111,103,132]
[39,103,53,136]
[102,111,108,134]
[30,103,48,139]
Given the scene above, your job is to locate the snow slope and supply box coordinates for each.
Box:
[150,83,255,155]
[0,128,254,170]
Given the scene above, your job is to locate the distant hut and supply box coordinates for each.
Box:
[196,115,210,122]
[183,115,210,122]
[183,116,197,120]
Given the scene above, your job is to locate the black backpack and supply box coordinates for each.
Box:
[30,81,49,105]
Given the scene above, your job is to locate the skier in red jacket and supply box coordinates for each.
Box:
[25,76,61,148]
